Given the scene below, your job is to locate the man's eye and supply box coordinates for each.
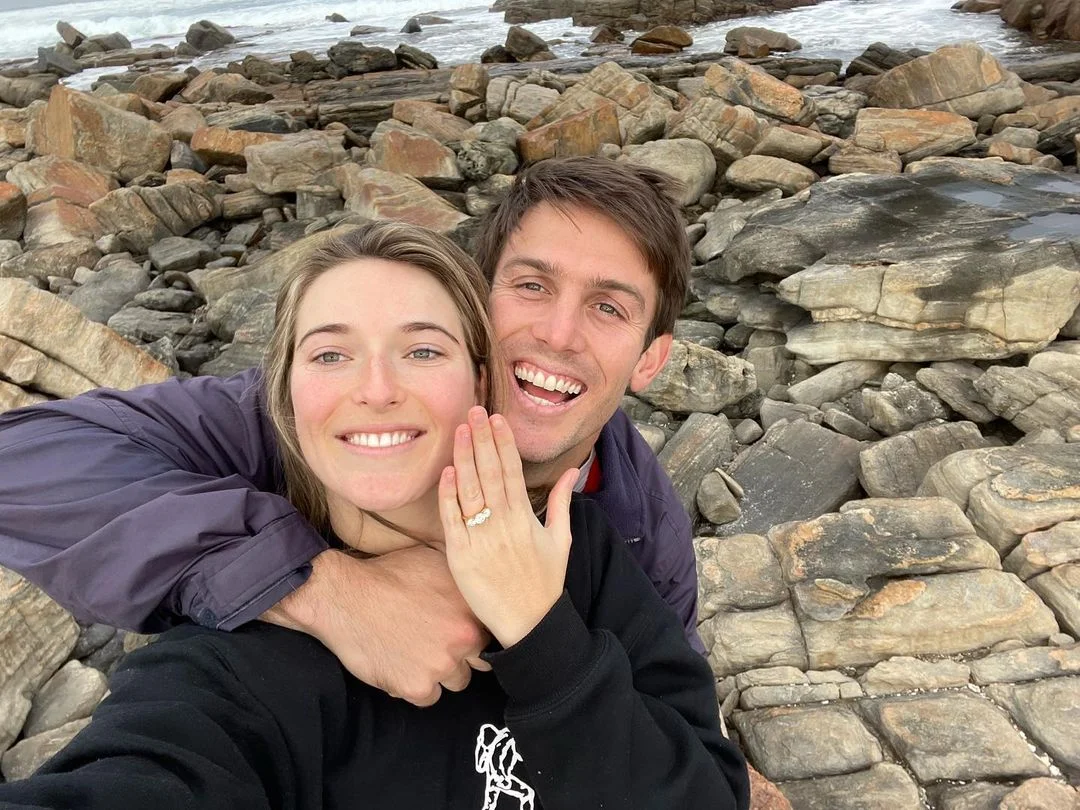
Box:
[315,351,344,364]
[597,302,622,317]
[520,282,545,293]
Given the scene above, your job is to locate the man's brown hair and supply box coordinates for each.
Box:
[474,156,689,344]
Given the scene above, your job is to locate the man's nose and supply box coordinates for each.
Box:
[351,357,402,408]
[532,300,584,353]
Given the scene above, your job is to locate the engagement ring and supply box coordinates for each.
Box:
[465,507,492,527]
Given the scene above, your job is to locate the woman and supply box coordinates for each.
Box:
[0,222,749,810]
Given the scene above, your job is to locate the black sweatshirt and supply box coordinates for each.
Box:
[0,500,749,810]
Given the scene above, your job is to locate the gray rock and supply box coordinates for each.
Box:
[915,362,997,423]
[107,307,192,343]
[802,85,868,138]
[859,656,970,695]
[988,677,1080,780]
[733,704,883,782]
[0,569,79,752]
[930,782,1013,810]
[657,413,735,518]
[148,236,217,274]
[974,351,1080,435]
[758,398,822,430]
[0,718,90,781]
[327,40,397,74]
[861,375,949,435]
[504,25,550,61]
[788,361,890,408]
[740,682,839,709]
[57,21,86,48]
[23,660,108,737]
[186,20,236,53]
[37,47,81,77]
[768,497,1000,589]
[395,43,437,70]
[66,259,151,324]
[673,320,725,349]
[457,141,518,182]
[861,691,1048,782]
[823,409,881,441]
[858,421,991,498]
[734,418,763,444]
[699,601,807,677]
[130,289,203,313]
[637,339,756,414]
[919,444,1080,555]
[619,139,716,206]
[203,108,302,134]
[1003,521,1080,581]
[72,624,116,660]
[695,534,787,616]
[720,420,864,536]
[1028,563,1080,637]
[800,569,1059,669]
[735,665,808,688]
[697,469,742,525]
[778,763,922,810]
[970,644,1080,685]
[997,778,1080,809]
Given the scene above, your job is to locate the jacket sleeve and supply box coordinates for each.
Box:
[0,370,327,632]
[0,628,307,810]
[484,501,750,810]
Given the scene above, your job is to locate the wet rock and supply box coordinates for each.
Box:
[988,677,1080,780]
[1,717,91,781]
[847,41,924,76]
[327,40,398,74]
[859,656,970,695]
[733,704,883,781]
[186,20,236,53]
[853,108,976,161]
[869,42,1025,118]
[858,421,991,498]
[970,643,1080,684]
[725,27,801,55]
[631,25,692,55]
[29,85,171,183]
[395,44,437,71]
[696,534,786,617]
[1004,521,1080,580]
[0,569,79,751]
[702,60,817,126]
[721,421,863,536]
[1028,563,1080,637]
[665,98,767,170]
[0,279,170,390]
[700,601,808,677]
[637,339,756,414]
[504,25,553,62]
[658,413,735,517]
[800,569,1058,669]
[725,155,817,195]
[919,444,1080,555]
[974,351,1080,435]
[778,763,921,810]
[619,139,716,206]
[862,691,1049,781]
[768,497,1000,592]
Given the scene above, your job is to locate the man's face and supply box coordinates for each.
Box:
[489,203,673,484]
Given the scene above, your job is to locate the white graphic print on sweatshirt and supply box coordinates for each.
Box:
[474,724,535,810]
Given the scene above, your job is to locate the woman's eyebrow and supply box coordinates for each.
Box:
[296,323,349,347]
[403,322,461,345]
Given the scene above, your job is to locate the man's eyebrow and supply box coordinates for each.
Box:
[502,257,647,310]
[403,322,461,345]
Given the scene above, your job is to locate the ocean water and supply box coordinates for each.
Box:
[0,0,1069,79]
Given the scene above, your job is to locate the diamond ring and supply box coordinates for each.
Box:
[464,506,492,527]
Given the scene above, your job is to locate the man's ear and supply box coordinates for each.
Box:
[629,333,672,393]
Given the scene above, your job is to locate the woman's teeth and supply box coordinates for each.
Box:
[344,431,416,448]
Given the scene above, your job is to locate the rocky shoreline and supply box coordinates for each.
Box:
[2,12,1080,810]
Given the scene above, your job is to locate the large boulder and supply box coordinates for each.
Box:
[638,339,757,414]
[0,183,26,241]
[180,72,273,105]
[518,103,621,163]
[869,42,1025,119]
[702,59,817,127]
[366,122,462,186]
[245,134,349,194]
[618,139,716,206]
[665,99,768,169]
[186,20,236,53]
[852,108,976,162]
[339,167,469,233]
[189,126,284,168]
[29,85,171,183]
[327,40,398,74]
[88,179,220,253]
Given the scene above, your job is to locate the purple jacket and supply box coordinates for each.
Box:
[0,369,702,651]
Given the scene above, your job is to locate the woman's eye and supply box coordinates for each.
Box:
[409,348,441,360]
[314,351,344,364]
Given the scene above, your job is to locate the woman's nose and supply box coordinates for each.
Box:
[351,357,402,408]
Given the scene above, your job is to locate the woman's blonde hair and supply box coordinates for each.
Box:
[262,221,502,533]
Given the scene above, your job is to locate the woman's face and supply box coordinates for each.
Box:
[290,258,480,523]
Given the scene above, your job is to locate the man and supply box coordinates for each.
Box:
[0,157,698,707]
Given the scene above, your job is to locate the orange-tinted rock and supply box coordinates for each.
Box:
[6,155,117,208]
[29,84,171,182]
[341,167,468,233]
[853,108,976,161]
[190,126,284,168]
[367,123,461,183]
[518,102,621,163]
[750,766,793,810]
[703,60,817,126]
[0,182,26,241]
[22,198,102,249]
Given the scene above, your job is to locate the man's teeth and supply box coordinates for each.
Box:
[344,431,416,448]
[514,365,582,395]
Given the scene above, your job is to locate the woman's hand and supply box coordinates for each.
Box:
[438,406,578,649]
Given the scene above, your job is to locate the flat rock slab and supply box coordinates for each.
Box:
[1028,563,1080,637]
[778,763,922,810]
[800,569,1059,669]
[930,782,1014,810]
[657,412,735,518]
[695,534,787,617]
[733,704,883,782]
[859,656,971,695]
[700,600,807,678]
[721,421,863,536]
[920,444,1080,555]
[1004,521,1080,581]
[988,677,1080,780]
[971,644,1080,685]
[860,692,1049,782]
[768,497,1000,590]
[858,421,991,498]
